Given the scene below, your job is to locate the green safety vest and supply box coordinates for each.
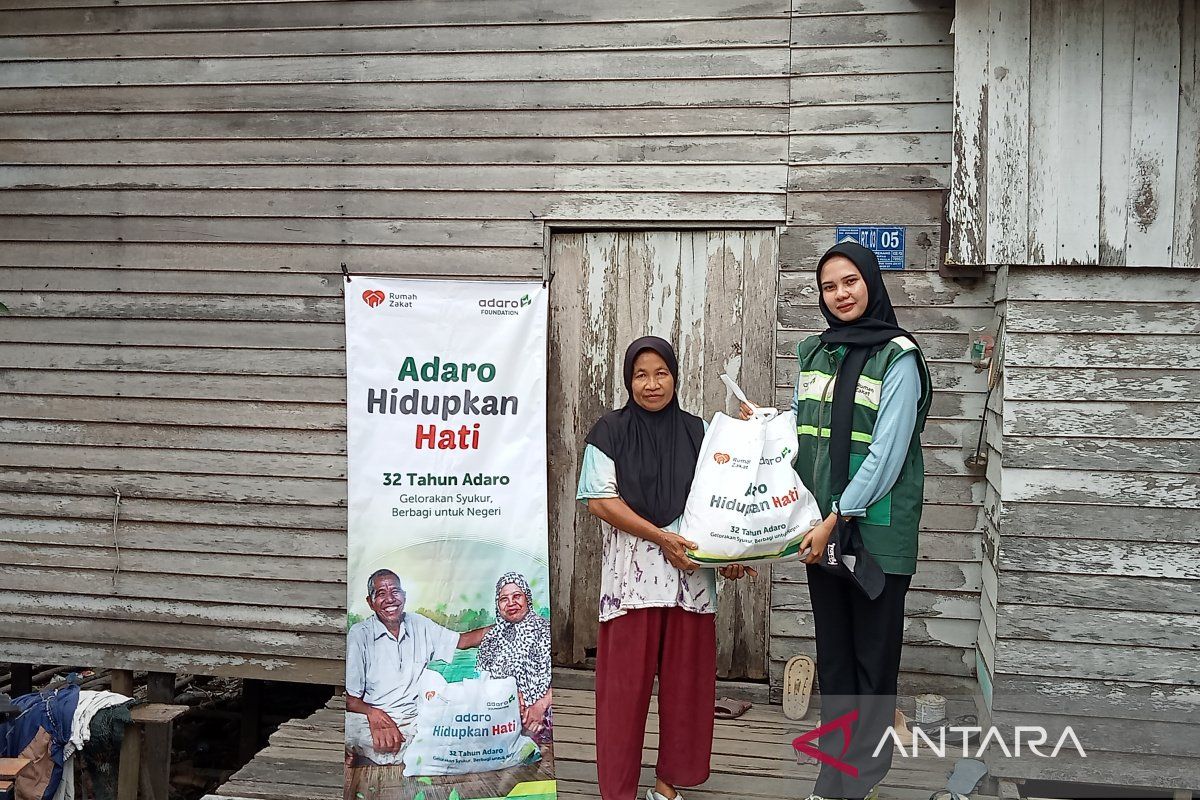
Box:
[793,335,932,575]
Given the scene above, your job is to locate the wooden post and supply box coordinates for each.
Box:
[115,721,141,800]
[146,672,173,703]
[113,669,138,800]
[7,665,31,697]
[110,669,135,698]
[239,678,263,762]
[141,672,175,800]
[998,779,1022,800]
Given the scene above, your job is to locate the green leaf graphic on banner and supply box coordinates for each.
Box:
[518,741,540,764]
[417,778,433,785]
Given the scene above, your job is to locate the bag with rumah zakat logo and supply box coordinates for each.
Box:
[817,515,886,600]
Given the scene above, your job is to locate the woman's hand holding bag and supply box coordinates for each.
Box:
[799,514,836,565]
[718,563,758,580]
[653,529,701,572]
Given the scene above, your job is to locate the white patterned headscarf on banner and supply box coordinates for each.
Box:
[476,571,552,705]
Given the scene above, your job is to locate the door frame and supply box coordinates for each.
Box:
[542,225,782,679]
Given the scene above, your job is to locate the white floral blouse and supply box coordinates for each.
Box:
[576,444,718,623]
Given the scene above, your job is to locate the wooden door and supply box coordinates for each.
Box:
[547,229,777,680]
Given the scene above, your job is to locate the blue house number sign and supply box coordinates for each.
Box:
[835,226,906,270]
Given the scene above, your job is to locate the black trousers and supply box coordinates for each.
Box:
[807,564,911,799]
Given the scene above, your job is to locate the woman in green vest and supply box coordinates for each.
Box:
[746,241,931,799]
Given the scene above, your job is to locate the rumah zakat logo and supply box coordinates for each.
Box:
[713,452,731,464]
[362,289,385,308]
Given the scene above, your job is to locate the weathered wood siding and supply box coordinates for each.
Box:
[770,0,994,698]
[0,0,791,682]
[983,265,1200,787]
[976,266,1005,708]
[949,0,1200,267]
[1,0,998,691]
[947,2,1200,786]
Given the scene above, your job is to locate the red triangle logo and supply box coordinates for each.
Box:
[792,708,859,777]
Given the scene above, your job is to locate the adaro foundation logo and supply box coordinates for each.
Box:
[362,289,385,308]
[713,452,731,464]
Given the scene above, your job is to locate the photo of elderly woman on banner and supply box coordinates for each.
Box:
[476,572,554,744]
[343,278,555,800]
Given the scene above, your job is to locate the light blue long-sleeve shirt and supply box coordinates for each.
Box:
[792,350,921,517]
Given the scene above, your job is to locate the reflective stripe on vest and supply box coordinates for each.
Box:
[796,424,874,444]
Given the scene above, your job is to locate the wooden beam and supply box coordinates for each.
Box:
[115,720,141,800]
[110,669,134,697]
[142,672,176,800]
[7,664,31,697]
[985,0,1031,264]
[146,672,174,703]
[948,0,989,266]
[239,678,264,762]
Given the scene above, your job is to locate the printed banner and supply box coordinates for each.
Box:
[344,278,554,800]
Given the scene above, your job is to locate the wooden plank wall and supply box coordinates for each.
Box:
[976,266,1005,710]
[0,0,998,691]
[770,0,995,699]
[949,0,1200,268]
[986,265,1200,787]
[949,2,1200,786]
[0,0,791,682]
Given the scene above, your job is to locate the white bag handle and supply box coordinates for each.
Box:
[721,374,777,421]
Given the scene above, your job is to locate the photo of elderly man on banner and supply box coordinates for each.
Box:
[344,278,555,800]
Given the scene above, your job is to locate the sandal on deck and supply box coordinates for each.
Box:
[782,654,815,720]
[947,755,989,794]
[928,756,989,800]
[893,708,915,750]
[714,697,752,720]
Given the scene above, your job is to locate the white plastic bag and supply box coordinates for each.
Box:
[402,672,541,777]
[680,376,823,564]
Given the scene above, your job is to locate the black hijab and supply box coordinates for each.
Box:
[816,241,918,498]
[584,336,705,527]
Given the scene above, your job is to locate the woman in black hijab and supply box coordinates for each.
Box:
[577,336,751,800]
[743,242,932,799]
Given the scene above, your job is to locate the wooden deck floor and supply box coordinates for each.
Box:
[205,690,992,800]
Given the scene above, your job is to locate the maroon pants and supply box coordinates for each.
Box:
[595,606,717,800]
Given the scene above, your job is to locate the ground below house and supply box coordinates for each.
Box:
[1,665,334,800]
